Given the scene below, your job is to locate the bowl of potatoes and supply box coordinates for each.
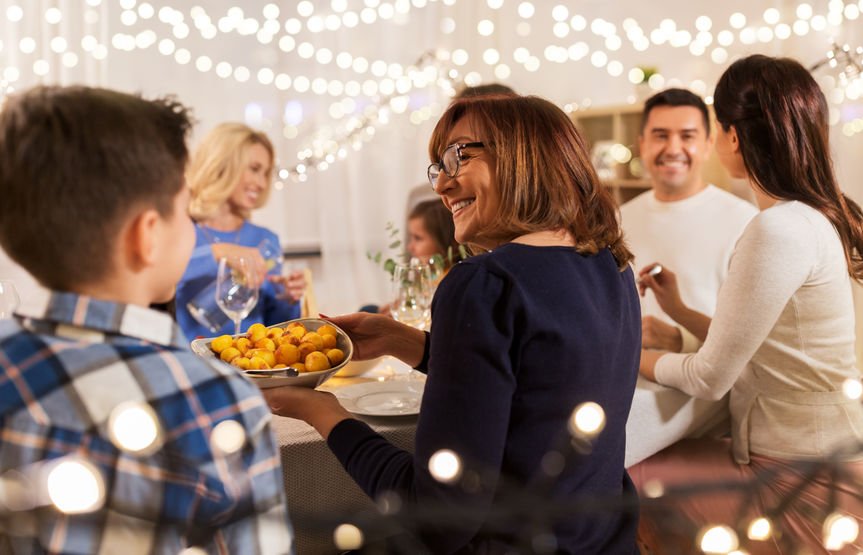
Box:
[190,318,353,389]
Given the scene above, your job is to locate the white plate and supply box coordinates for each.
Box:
[334,380,425,416]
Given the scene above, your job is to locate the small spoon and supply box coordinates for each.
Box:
[245,367,300,378]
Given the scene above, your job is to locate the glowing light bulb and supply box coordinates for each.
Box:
[47,459,105,514]
[747,517,772,541]
[823,512,859,550]
[569,402,606,438]
[698,525,739,554]
[211,420,246,455]
[842,378,862,400]
[333,523,364,550]
[642,479,664,498]
[108,402,161,454]
[428,449,462,483]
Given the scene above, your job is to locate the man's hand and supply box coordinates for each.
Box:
[642,316,683,352]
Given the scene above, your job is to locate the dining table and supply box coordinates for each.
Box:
[269,359,726,553]
[270,357,424,554]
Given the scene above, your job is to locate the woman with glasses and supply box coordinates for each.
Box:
[264,95,641,553]
[631,55,863,552]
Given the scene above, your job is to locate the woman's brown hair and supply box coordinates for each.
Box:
[714,54,863,280]
[428,94,632,269]
[408,199,460,268]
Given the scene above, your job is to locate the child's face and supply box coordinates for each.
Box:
[228,143,271,214]
[406,217,440,263]
[156,186,195,303]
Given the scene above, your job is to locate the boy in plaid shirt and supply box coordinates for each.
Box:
[0,86,293,554]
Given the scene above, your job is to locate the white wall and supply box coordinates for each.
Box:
[1,1,861,348]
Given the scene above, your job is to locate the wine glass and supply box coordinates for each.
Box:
[216,257,259,336]
[390,260,432,330]
[0,280,20,319]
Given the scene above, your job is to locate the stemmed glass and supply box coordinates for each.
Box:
[216,257,259,336]
[0,280,20,319]
[390,259,432,330]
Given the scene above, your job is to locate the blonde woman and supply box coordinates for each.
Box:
[175,123,305,339]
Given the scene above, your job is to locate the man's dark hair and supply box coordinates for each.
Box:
[641,88,710,136]
[0,86,193,289]
[455,83,516,99]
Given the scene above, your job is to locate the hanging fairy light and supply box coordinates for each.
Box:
[823,511,860,550]
[428,449,462,484]
[45,458,106,514]
[568,402,606,440]
[108,401,162,455]
[210,419,247,455]
[333,523,365,551]
[810,42,863,96]
[698,524,739,554]
[746,516,772,541]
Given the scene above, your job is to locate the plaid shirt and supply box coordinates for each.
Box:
[0,292,293,554]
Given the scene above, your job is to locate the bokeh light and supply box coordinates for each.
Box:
[428,449,462,483]
[46,458,105,514]
[108,401,162,454]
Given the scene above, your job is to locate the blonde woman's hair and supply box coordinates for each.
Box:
[187,122,274,220]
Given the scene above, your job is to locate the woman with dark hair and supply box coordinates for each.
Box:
[406,199,460,269]
[265,95,641,553]
[631,54,863,552]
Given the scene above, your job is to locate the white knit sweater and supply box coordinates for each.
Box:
[655,201,863,463]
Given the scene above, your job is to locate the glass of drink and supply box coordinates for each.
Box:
[216,256,259,336]
[389,259,432,330]
[0,280,20,319]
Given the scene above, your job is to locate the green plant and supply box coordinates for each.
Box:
[366,222,469,277]
[638,66,658,84]
[366,221,402,276]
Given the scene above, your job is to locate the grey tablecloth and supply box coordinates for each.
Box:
[272,367,421,554]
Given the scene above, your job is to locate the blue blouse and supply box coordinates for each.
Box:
[328,243,641,553]
[175,221,300,340]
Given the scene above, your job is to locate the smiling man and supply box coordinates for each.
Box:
[620,88,757,467]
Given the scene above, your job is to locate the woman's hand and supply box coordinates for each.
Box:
[637,263,686,321]
[269,270,306,303]
[642,316,683,352]
[262,387,352,439]
[638,349,666,382]
[211,243,267,287]
[325,312,426,367]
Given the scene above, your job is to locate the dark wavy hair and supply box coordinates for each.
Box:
[428,95,632,269]
[714,54,863,280]
[408,200,460,268]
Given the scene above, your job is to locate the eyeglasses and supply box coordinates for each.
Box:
[427,142,485,189]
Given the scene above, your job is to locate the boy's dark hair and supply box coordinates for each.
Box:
[641,88,710,136]
[0,86,193,290]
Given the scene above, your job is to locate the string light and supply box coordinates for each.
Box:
[46,458,105,514]
[428,448,462,483]
[698,524,739,554]
[210,419,247,455]
[108,401,162,455]
[569,402,606,439]
[5,2,860,140]
[333,523,365,550]
[823,511,860,550]
[746,516,772,541]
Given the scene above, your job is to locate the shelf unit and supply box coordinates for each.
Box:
[571,103,734,205]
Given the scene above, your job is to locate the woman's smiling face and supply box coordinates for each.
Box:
[434,116,499,250]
